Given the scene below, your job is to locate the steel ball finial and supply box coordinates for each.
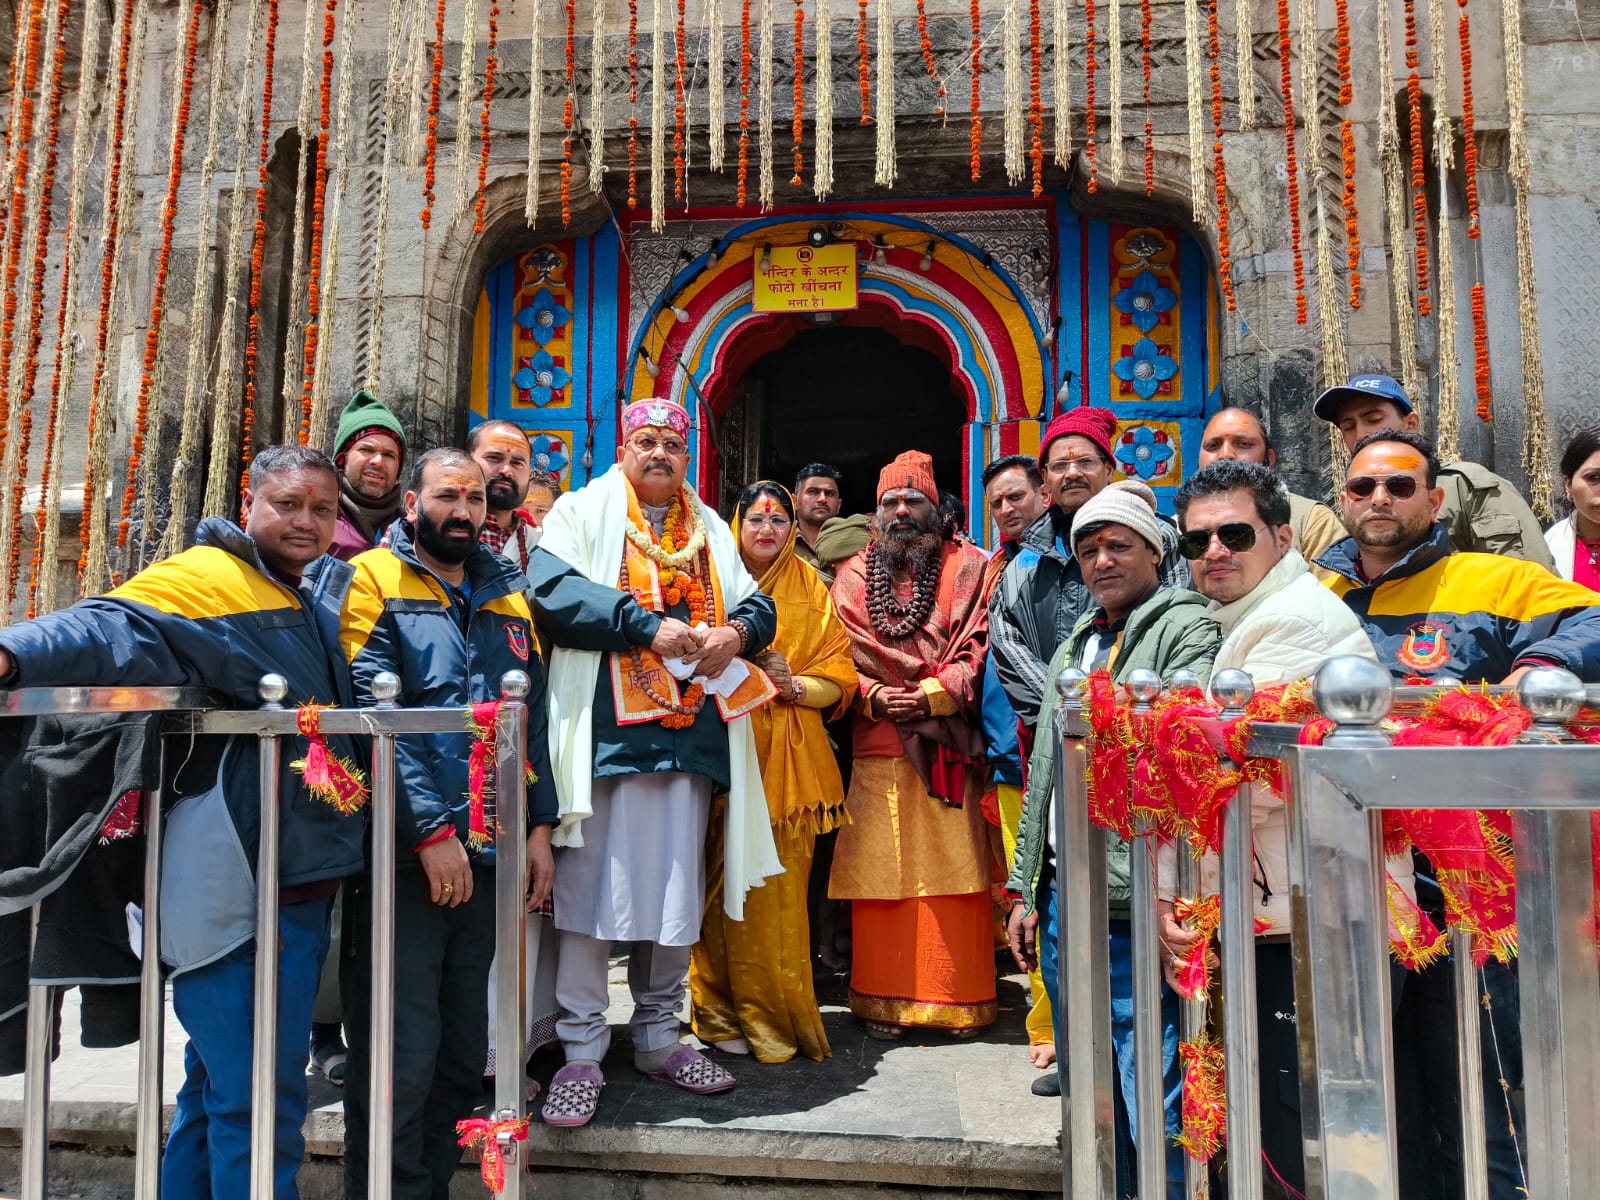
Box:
[1165,667,1202,696]
[1516,666,1585,727]
[257,674,289,707]
[1056,666,1088,703]
[1313,655,1395,726]
[500,670,532,700]
[1210,668,1255,715]
[370,671,402,705]
[1125,668,1162,708]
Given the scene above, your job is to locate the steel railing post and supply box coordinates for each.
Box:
[1124,671,1167,1200]
[367,672,402,1200]
[250,675,288,1200]
[493,670,532,1200]
[134,741,167,1200]
[1451,928,1488,1200]
[20,909,52,1200]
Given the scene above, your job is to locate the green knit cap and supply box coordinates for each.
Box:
[334,390,407,462]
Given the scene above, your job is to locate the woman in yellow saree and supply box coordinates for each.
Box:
[690,482,858,1062]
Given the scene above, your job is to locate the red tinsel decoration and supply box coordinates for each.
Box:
[456,1116,529,1194]
[628,0,640,208]
[297,0,339,446]
[1140,0,1153,196]
[1277,0,1306,323]
[475,1,499,232]
[1404,0,1431,316]
[674,0,688,200]
[792,0,806,186]
[561,0,575,225]
[1207,0,1235,310]
[1177,1037,1227,1162]
[116,0,206,576]
[1029,0,1044,197]
[968,0,981,180]
[421,0,447,228]
[857,0,871,123]
[291,705,370,813]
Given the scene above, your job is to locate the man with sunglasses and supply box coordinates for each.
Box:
[1319,428,1600,1200]
[1313,373,1553,569]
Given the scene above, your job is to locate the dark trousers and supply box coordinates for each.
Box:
[343,864,497,1200]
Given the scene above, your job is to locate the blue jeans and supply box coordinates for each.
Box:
[1038,882,1184,1200]
[162,898,332,1200]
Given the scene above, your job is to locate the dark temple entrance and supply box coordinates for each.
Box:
[718,326,966,518]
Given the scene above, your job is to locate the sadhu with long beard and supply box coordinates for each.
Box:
[829,450,995,1040]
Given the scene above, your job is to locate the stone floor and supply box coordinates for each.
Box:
[0,956,1063,1198]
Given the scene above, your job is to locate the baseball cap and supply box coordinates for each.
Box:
[1311,373,1416,423]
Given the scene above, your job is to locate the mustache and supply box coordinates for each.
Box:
[438,520,476,535]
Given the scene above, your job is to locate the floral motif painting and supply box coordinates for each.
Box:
[512,245,575,409]
[1108,227,1182,403]
[525,431,573,486]
[1112,420,1181,483]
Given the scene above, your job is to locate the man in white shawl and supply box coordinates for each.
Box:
[530,397,781,1128]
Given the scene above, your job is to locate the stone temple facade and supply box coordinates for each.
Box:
[1,0,1597,614]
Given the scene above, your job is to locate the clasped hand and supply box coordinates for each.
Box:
[870,685,931,722]
[649,617,741,679]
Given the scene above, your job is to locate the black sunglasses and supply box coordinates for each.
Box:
[1344,474,1420,500]
[1177,522,1262,560]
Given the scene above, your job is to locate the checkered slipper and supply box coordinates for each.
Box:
[540,1062,605,1128]
[647,1045,737,1095]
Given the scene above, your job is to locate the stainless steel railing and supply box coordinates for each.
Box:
[4,672,534,1200]
[1048,658,1600,1200]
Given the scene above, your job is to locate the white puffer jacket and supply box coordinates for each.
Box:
[1157,550,1417,932]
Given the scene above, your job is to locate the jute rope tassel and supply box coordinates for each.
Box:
[1375,0,1423,410]
[403,0,430,167]
[280,0,323,437]
[1234,0,1254,128]
[1501,0,1551,517]
[1004,0,1024,182]
[451,0,481,226]
[590,0,608,190]
[359,0,413,397]
[307,0,359,445]
[1106,0,1123,179]
[1052,0,1069,165]
[651,0,667,230]
[709,0,727,169]
[761,0,777,204]
[813,0,833,197]
[873,0,894,185]
[1427,0,1461,460]
[1300,0,1346,390]
[1184,0,1203,221]
[526,0,546,223]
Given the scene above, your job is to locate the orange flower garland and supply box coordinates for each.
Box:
[1404,0,1430,316]
[1207,0,1235,310]
[1276,0,1306,324]
[628,495,710,729]
[238,0,280,479]
[628,0,640,208]
[1472,283,1491,419]
[1085,0,1098,192]
[738,0,752,205]
[673,0,687,200]
[1458,0,1479,238]
[916,0,943,118]
[969,0,981,180]
[421,0,447,228]
[297,0,338,446]
[857,0,870,123]
[561,0,575,225]
[0,0,44,468]
[1140,0,1152,196]
[792,0,806,186]
[117,0,206,569]
[475,0,499,232]
[1029,0,1044,197]
[1336,0,1361,307]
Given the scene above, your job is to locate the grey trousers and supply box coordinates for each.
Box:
[554,930,690,1061]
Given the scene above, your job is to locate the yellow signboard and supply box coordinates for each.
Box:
[752,243,859,313]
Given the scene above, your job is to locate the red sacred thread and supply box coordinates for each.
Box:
[561,0,575,225]
[1085,0,1098,192]
[968,0,981,180]
[1403,0,1430,315]
[1207,0,1235,308]
[16,0,70,606]
[297,0,339,445]
[1277,0,1306,323]
[627,0,639,207]
[1140,0,1153,196]
[116,0,205,573]
[674,0,687,200]
[1457,1,1479,238]
[1030,0,1044,197]
[1335,0,1360,306]
[1471,283,1491,419]
[792,0,805,185]
[421,0,447,228]
[916,0,943,117]
[0,0,45,471]
[857,0,870,123]
[237,0,281,483]
[738,0,751,205]
[475,1,499,232]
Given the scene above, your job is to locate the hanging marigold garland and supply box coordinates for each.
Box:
[1084,0,1098,191]
[857,0,870,123]
[792,0,806,186]
[1403,0,1430,316]
[297,0,339,446]
[916,0,943,117]
[239,0,280,476]
[1029,0,1044,197]
[1335,0,1360,307]
[968,0,981,180]
[116,0,205,571]
[673,0,688,200]
[738,0,752,205]
[1276,0,1306,324]
[628,0,640,206]
[1139,0,1152,196]
[562,0,576,225]
[1458,0,1491,419]
[476,1,499,231]
[1207,0,1235,309]
[0,0,45,475]
[420,0,447,228]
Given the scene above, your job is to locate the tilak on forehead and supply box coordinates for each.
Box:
[622,397,691,440]
[1356,444,1426,473]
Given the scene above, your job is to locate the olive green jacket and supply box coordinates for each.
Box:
[1005,587,1222,919]
[1438,460,1555,571]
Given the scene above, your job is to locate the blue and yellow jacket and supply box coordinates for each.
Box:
[340,521,559,858]
[1317,523,1600,682]
[0,518,363,971]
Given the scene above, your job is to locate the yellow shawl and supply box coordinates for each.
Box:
[732,491,858,834]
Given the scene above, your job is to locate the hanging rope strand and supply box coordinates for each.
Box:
[1106,0,1123,179]
[1428,0,1460,459]
[813,0,833,197]
[277,0,323,436]
[1376,0,1422,406]
[526,0,546,222]
[1002,0,1023,182]
[359,0,412,396]
[450,0,480,227]
[709,0,727,170]
[297,0,341,444]
[872,0,892,186]
[0,0,47,476]
[1234,0,1254,128]
[590,0,607,191]
[306,0,358,445]
[1052,0,1069,166]
[651,0,667,228]
[1183,0,1203,222]
[1300,0,1345,378]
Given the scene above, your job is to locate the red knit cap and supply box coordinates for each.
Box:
[1040,405,1117,463]
[876,450,938,503]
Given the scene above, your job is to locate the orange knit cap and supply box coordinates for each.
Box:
[876,450,938,503]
